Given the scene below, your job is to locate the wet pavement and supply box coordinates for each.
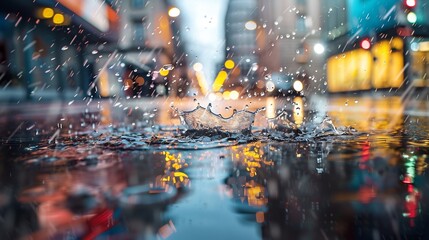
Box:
[1,94,429,240]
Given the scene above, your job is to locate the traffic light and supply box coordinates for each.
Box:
[403,0,418,23]
[403,0,416,9]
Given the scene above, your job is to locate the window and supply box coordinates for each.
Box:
[133,22,144,44]
[296,15,307,34]
[130,0,146,9]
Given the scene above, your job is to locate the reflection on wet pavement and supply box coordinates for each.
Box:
[0,96,428,239]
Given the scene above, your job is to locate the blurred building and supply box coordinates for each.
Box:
[221,0,325,96]
[0,0,119,101]
[117,0,188,98]
[258,0,325,95]
[322,0,429,93]
[223,0,259,93]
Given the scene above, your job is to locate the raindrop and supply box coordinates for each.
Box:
[61,46,68,51]
[251,63,258,71]
[162,64,174,70]
[91,50,98,54]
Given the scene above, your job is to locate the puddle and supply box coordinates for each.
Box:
[2,98,429,240]
[13,104,360,168]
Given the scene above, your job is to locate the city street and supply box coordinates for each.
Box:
[1,0,429,239]
[1,94,428,239]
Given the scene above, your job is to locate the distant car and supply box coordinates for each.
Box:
[266,72,306,96]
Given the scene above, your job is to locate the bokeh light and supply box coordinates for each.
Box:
[52,13,64,24]
[42,8,54,18]
[168,7,181,18]
[224,59,235,69]
[245,20,257,30]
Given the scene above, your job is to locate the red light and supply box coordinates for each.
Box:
[360,39,371,50]
[405,0,416,8]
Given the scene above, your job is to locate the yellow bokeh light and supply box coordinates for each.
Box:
[168,7,181,18]
[223,91,230,100]
[224,59,235,69]
[53,13,64,24]
[195,71,209,95]
[212,70,228,92]
[42,8,54,19]
[159,68,169,76]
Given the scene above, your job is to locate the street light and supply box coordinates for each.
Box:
[293,80,304,92]
[266,81,275,92]
[168,7,180,18]
[313,43,325,54]
[245,20,257,30]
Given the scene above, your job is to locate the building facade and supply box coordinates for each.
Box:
[0,0,119,101]
[258,0,325,94]
[117,0,188,97]
[322,0,429,93]
[222,0,325,96]
[224,0,259,91]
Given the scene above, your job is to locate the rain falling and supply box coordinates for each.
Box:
[0,0,429,239]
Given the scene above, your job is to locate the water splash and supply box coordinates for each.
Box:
[178,105,357,141]
[261,111,357,141]
[267,111,301,134]
[12,105,359,167]
[179,103,261,134]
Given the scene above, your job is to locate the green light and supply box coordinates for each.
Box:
[407,12,417,24]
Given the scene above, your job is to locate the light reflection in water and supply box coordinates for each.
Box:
[293,96,304,127]
[2,95,429,239]
[266,97,276,119]
[327,96,403,132]
[160,151,190,188]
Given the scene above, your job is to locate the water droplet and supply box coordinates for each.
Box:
[162,64,174,70]
[264,74,271,80]
[91,50,98,55]
[61,46,68,51]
